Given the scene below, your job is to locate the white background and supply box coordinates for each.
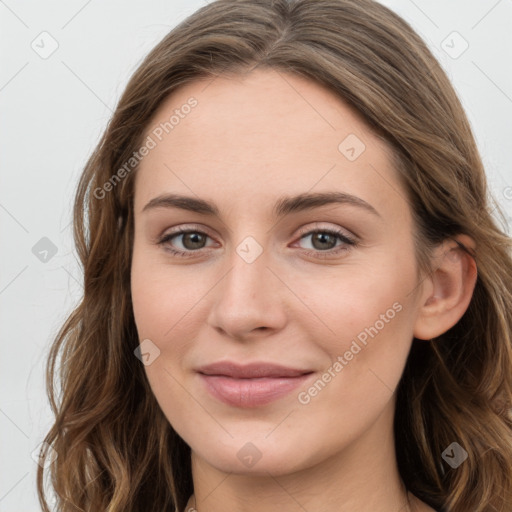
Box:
[1,0,511,509]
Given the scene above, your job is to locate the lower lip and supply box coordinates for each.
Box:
[198,373,314,408]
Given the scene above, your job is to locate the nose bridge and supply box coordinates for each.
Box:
[220,222,272,294]
[222,241,273,306]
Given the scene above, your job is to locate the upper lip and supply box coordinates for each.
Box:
[196,361,313,379]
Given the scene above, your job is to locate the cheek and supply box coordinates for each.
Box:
[130,251,201,431]
[130,244,201,340]
[295,254,416,344]
[293,250,418,391]
[130,249,214,413]
[291,265,417,443]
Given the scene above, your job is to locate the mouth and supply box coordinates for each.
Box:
[196,361,315,407]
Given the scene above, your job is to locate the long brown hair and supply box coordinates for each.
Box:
[37,1,512,510]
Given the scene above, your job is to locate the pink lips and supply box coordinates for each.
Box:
[196,361,314,408]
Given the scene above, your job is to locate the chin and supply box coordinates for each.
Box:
[189,434,320,477]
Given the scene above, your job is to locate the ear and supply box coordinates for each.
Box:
[413,234,478,340]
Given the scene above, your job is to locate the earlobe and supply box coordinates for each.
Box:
[413,235,478,341]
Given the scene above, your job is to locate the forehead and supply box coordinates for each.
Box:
[134,68,405,221]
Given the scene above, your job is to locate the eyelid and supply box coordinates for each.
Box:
[160,222,356,242]
[159,223,215,239]
[294,222,357,241]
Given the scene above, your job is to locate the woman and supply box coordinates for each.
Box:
[37,1,512,511]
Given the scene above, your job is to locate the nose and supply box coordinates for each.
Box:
[206,248,288,341]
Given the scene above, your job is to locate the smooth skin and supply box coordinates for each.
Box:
[130,68,477,512]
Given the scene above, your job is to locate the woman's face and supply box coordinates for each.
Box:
[131,68,426,475]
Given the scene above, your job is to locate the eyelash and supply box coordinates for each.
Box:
[156,225,357,259]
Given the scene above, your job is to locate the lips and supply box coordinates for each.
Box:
[196,361,312,379]
[196,361,314,407]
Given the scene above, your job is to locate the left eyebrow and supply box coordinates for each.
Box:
[141,191,381,219]
[273,191,381,218]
